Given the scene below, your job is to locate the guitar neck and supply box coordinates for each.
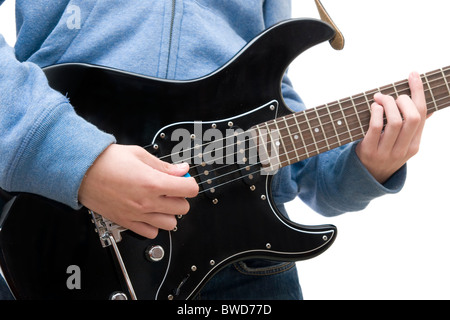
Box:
[257,66,450,169]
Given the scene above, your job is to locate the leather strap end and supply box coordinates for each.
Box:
[314,0,345,50]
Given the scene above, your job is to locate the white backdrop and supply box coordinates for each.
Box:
[1,1,449,299]
[288,0,450,300]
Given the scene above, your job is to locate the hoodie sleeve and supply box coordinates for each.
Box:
[271,143,406,217]
[0,35,115,209]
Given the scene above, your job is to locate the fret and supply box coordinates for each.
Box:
[329,102,351,145]
[246,128,259,166]
[349,96,365,137]
[314,108,330,150]
[421,71,448,113]
[378,84,396,96]
[282,116,300,162]
[438,67,450,112]
[361,91,374,131]
[265,122,282,169]
[272,119,290,166]
[287,114,309,160]
[377,86,385,95]
[391,80,411,102]
[366,88,380,104]
[293,115,310,159]
[424,68,450,113]
[325,103,341,146]
[317,105,339,150]
[262,66,450,171]
[305,108,328,155]
[392,83,399,97]
[362,91,372,108]
[337,100,353,141]
[352,93,371,136]
[340,97,367,142]
[305,110,320,155]
[440,68,450,107]
[440,68,450,97]
[422,73,439,111]
[293,113,311,158]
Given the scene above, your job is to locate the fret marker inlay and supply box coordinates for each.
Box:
[252,66,450,171]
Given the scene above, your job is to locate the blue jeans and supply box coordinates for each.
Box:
[0,259,302,300]
[194,259,302,300]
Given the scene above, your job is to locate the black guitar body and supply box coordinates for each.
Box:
[0,19,337,300]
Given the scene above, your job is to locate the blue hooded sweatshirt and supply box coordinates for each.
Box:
[0,0,405,216]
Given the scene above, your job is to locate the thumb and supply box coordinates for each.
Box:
[144,154,190,177]
[133,146,190,176]
[160,161,190,176]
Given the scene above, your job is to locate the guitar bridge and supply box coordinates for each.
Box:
[89,210,137,299]
[89,210,127,248]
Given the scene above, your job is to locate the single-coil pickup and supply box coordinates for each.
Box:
[237,161,260,186]
[195,161,219,198]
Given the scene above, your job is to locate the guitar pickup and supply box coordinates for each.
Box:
[195,162,219,199]
[237,161,260,186]
[235,128,260,185]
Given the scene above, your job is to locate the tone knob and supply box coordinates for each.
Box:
[146,245,165,262]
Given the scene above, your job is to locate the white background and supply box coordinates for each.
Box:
[1,1,450,299]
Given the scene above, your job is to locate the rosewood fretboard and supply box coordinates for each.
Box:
[257,66,450,168]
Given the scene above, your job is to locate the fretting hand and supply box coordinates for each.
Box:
[356,72,428,184]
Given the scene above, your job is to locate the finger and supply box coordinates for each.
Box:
[126,221,160,239]
[391,95,421,152]
[138,149,190,177]
[159,161,190,177]
[408,72,428,152]
[132,147,199,197]
[139,212,178,231]
[152,196,191,215]
[409,71,427,118]
[361,102,384,149]
[150,169,199,198]
[374,93,402,151]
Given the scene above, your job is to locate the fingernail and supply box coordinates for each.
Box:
[410,71,420,81]
[175,162,189,169]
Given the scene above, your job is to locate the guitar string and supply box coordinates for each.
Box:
[196,84,450,190]
[198,104,450,192]
[177,81,445,184]
[195,88,449,184]
[157,66,449,166]
[183,76,450,183]
[158,68,449,174]
[159,70,448,170]
[265,84,449,162]
[198,94,447,192]
[192,76,450,186]
[143,68,449,189]
[196,120,368,191]
[198,98,449,195]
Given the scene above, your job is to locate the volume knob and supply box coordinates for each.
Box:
[146,245,165,262]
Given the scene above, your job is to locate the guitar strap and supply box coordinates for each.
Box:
[314,0,345,50]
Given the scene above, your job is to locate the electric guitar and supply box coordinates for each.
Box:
[0,18,448,300]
